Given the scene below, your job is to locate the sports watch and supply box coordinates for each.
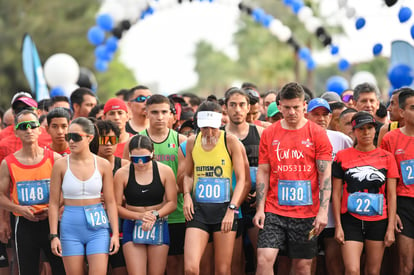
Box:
[152,210,160,220]
[48,233,59,241]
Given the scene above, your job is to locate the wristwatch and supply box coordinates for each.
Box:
[228,203,238,211]
[48,233,59,241]
[152,210,160,220]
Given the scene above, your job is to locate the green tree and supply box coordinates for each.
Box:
[0,0,136,109]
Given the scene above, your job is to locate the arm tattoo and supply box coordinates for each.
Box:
[256,182,265,205]
[316,160,328,173]
[319,177,331,209]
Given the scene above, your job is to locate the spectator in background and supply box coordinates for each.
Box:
[266,102,283,124]
[115,89,130,101]
[244,88,271,128]
[37,99,51,116]
[89,104,105,120]
[375,102,388,125]
[338,108,358,141]
[2,109,13,130]
[218,97,229,127]
[182,93,201,113]
[70,88,97,119]
[341,89,355,108]
[329,102,347,131]
[321,91,341,104]
[262,90,278,120]
[126,85,152,135]
[50,96,71,117]
[179,120,194,138]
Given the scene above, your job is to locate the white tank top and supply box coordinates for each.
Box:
[62,155,102,199]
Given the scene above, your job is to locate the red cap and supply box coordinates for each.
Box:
[104,98,128,114]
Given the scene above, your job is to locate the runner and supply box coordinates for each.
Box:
[332,111,398,275]
[114,134,177,275]
[0,110,65,275]
[380,89,414,275]
[183,100,249,275]
[45,108,71,156]
[48,117,119,274]
[253,82,332,275]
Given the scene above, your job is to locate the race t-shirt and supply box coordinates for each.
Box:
[381,128,414,197]
[259,120,332,218]
[332,147,398,221]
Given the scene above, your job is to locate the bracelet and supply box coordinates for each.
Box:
[184,192,191,196]
[48,233,59,241]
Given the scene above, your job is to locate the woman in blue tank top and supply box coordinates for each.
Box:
[114,134,177,275]
[49,117,120,275]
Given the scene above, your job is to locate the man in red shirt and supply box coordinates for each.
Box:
[381,89,414,275]
[253,82,332,275]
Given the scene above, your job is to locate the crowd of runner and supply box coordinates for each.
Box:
[0,81,412,275]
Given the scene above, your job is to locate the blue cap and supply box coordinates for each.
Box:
[307,98,332,113]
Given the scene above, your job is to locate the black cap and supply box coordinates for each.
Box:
[351,112,376,129]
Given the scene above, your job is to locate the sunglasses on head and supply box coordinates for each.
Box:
[65,132,88,142]
[99,136,119,145]
[130,155,152,164]
[15,120,40,131]
[131,95,151,103]
[342,94,353,103]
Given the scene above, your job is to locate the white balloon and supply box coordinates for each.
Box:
[269,19,284,36]
[44,53,80,88]
[61,83,80,98]
[304,17,322,33]
[346,7,356,18]
[298,6,313,22]
[276,26,292,43]
[351,71,378,88]
[98,1,125,23]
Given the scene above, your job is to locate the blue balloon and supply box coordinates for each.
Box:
[283,0,294,6]
[355,17,366,30]
[411,24,414,39]
[252,8,265,23]
[338,58,350,71]
[50,86,66,97]
[291,0,304,14]
[298,47,310,60]
[106,36,119,52]
[330,45,339,55]
[307,58,316,71]
[87,26,105,46]
[373,43,383,56]
[262,14,274,28]
[326,76,349,95]
[388,63,414,88]
[399,7,412,23]
[96,14,114,31]
[95,59,108,72]
[94,45,111,61]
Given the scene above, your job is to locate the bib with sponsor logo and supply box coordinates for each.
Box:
[84,204,110,230]
[195,177,230,203]
[278,180,312,206]
[401,159,414,185]
[17,179,49,205]
[133,218,167,245]
[347,192,383,216]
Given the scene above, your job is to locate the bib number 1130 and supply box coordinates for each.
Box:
[278,180,312,206]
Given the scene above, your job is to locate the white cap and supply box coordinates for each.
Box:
[197,111,222,129]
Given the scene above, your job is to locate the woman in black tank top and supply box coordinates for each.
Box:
[113,135,177,275]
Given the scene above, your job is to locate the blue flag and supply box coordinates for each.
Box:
[391,40,414,89]
[21,34,49,101]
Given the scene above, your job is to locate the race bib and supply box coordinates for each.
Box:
[84,204,110,230]
[133,219,166,245]
[278,180,312,206]
[401,159,414,185]
[195,177,230,203]
[17,180,49,205]
[250,167,258,190]
[347,192,383,216]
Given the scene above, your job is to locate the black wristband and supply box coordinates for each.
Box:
[48,234,59,241]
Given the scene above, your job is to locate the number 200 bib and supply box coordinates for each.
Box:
[195,178,230,203]
[17,180,50,205]
[278,180,312,206]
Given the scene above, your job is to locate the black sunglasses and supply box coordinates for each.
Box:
[65,132,88,142]
[130,155,152,164]
[15,120,40,131]
[130,95,151,103]
[99,136,119,145]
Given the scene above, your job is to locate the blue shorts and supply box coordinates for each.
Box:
[60,204,110,256]
[122,219,170,245]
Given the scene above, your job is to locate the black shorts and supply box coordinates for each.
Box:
[186,219,238,236]
[341,212,387,242]
[257,212,317,259]
[397,196,414,239]
[168,223,186,256]
[0,243,8,268]
[109,244,126,268]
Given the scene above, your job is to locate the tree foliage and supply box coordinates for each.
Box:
[0,0,136,109]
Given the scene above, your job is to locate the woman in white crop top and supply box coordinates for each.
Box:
[49,117,120,275]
